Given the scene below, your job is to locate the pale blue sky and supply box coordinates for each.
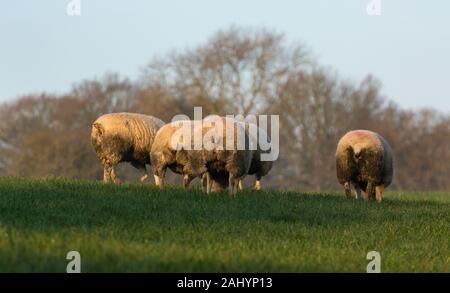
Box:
[1,0,449,111]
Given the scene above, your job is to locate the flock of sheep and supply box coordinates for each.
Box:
[91,112,393,202]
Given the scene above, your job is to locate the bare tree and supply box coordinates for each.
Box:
[142,27,308,116]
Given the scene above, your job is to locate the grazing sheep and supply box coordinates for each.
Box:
[203,170,229,192]
[193,116,253,195]
[150,120,199,190]
[91,112,164,183]
[237,122,273,191]
[199,115,229,193]
[151,117,253,195]
[335,130,394,202]
[202,116,273,191]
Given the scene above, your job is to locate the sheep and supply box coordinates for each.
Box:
[150,120,200,190]
[193,116,253,195]
[335,130,394,202]
[91,112,165,183]
[204,170,229,192]
[198,115,229,193]
[202,116,273,191]
[237,122,273,191]
[152,117,253,195]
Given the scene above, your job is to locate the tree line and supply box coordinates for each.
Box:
[1,27,449,191]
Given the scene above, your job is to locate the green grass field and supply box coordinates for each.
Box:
[0,177,448,272]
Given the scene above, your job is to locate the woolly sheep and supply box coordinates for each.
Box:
[193,116,253,195]
[238,122,273,191]
[91,112,164,183]
[150,120,200,190]
[152,117,253,195]
[335,130,394,202]
[202,116,273,191]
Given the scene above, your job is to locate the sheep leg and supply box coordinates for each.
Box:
[344,182,351,199]
[228,174,236,196]
[140,165,148,183]
[365,182,375,201]
[103,165,112,183]
[183,175,189,191]
[110,167,120,183]
[140,173,149,183]
[238,179,244,191]
[154,167,166,188]
[159,168,166,188]
[153,175,160,187]
[158,175,164,188]
[201,173,207,193]
[183,174,195,191]
[228,174,233,195]
[375,184,384,203]
[131,161,148,183]
[354,185,361,199]
[139,165,149,183]
[208,177,213,194]
[255,175,262,191]
[206,173,212,194]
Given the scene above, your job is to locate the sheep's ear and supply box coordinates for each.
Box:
[93,123,103,136]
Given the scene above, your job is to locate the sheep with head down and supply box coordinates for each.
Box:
[91,112,165,183]
[201,115,273,192]
[335,130,393,202]
[194,116,253,195]
[237,122,273,191]
[150,120,200,190]
[151,116,253,195]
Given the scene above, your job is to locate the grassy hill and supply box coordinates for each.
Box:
[0,177,448,272]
